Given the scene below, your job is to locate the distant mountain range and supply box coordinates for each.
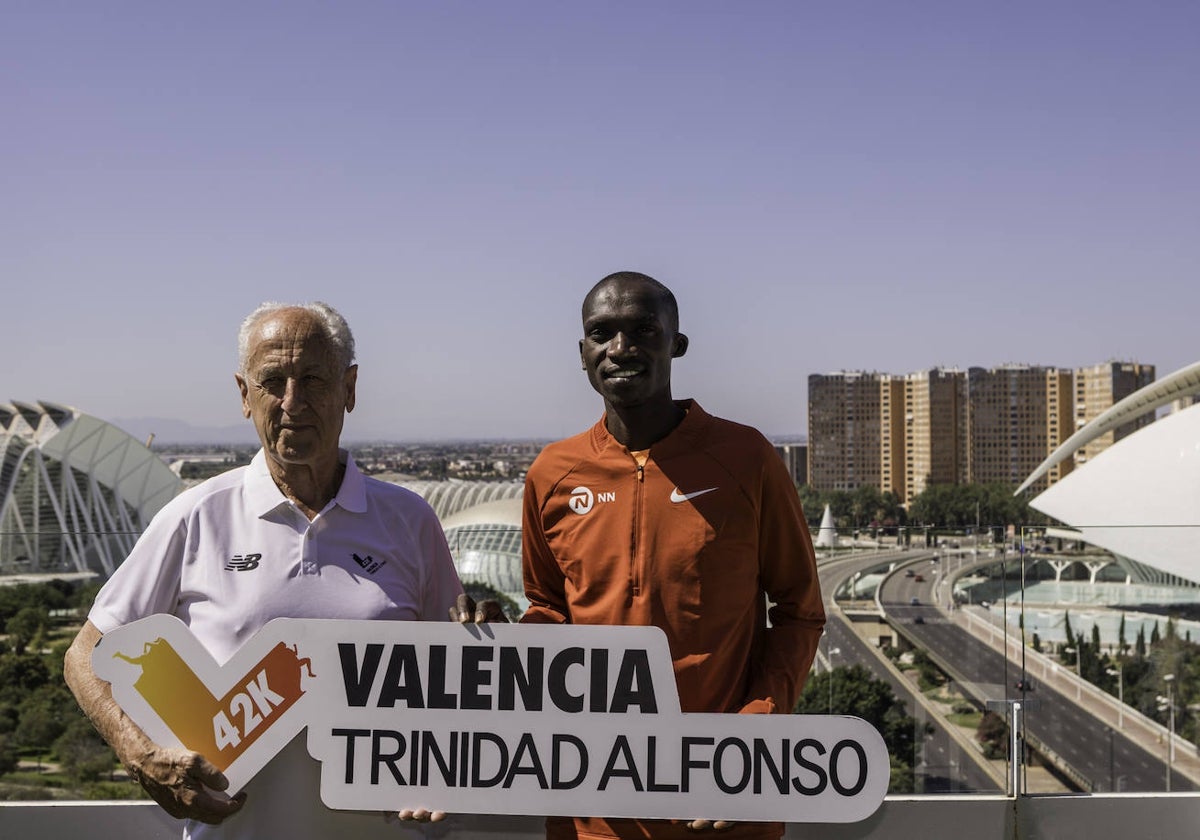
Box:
[109,417,259,446]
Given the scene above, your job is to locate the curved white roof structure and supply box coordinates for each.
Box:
[398,481,525,606]
[397,480,524,520]
[1030,402,1200,584]
[1,400,183,577]
[1017,360,1200,494]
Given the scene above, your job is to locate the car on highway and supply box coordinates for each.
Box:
[910,596,920,605]
[914,574,925,582]
[905,569,915,578]
[1014,678,1034,692]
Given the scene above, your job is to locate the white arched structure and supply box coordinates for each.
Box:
[1029,399,1200,585]
[0,400,183,578]
[1017,360,1200,494]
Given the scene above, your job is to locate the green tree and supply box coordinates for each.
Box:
[0,731,18,776]
[906,481,1046,529]
[54,718,116,783]
[796,484,826,526]
[0,651,50,706]
[851,485,883,528]
[976,711,1008,759]
[5,606,49,654]
[0,582,68,626]
[795,664,928,793]
[15,684,77,763]
[911,649,946,691]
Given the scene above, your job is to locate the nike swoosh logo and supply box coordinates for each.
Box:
[670,487,719,503]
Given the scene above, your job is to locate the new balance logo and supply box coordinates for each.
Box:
[225,554,262,571]
[353,553,385,574]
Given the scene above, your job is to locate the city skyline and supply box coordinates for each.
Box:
[6,4,1198,441]
[17,351,1160,447]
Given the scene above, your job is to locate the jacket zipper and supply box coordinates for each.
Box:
[631,462,644,596]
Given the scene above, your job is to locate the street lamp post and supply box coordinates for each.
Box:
[1106,665,1124,728]
[828,646,841,715]
[1157,673,1176,791]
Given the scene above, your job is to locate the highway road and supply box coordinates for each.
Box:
[877,559,1196,793]
[815,551,1003,793]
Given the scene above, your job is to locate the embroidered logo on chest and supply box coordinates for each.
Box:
[353,553,386,574]
[224,553,262,572]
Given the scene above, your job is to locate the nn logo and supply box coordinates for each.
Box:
[225,554,262,572]
[352,553,385,574]
[569,486,615,516]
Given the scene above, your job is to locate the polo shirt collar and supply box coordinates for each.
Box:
[244,449,368,517]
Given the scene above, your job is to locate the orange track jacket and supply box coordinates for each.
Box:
[522,400,826,840]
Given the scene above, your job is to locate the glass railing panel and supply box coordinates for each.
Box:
[8,521,1200,803]
[819,521,1200,797]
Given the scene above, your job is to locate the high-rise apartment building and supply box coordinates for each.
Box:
[903,368,968,501]
[807,372,903,495]
[967,365,1074,490]
[1074,362,1156,465]
[808,360,1153,498]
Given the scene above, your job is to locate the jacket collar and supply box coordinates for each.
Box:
[589,399,709,459]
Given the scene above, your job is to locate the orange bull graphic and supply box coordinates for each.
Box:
[114,639,312,770]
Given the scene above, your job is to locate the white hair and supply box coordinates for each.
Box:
[237,301,356,374]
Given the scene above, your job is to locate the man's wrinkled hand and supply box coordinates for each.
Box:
[132,746,246,824]
[449,593,509,624]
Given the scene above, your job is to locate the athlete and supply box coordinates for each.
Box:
[521,271,826,840]
[64,301,464,839]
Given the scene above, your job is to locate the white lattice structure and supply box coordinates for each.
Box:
[398,480,525,606]
[0,400,183,577]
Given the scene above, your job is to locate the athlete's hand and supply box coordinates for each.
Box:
[131,745,246,824]
[449,593,509,624]
[686,819,735,831]
[393,808,447,823]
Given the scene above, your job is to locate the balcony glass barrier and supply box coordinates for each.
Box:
[3,521,1199,805]
[817,522,1200,797]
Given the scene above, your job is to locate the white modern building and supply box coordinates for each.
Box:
[1024,360,1200,585]
[0,400,182,578]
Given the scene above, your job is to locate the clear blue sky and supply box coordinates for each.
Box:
[4,2,1198,442]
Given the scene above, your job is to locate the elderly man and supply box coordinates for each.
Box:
[520,272,826,840]
[65,301,464,839]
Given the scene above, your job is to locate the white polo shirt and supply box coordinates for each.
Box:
[90,449,464,840]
